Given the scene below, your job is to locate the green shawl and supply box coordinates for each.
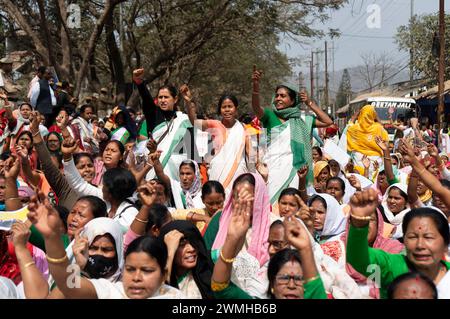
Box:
[271,84,314,185]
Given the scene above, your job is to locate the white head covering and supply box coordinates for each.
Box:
[179,159,202,209]
[309,193,347,242]
[381,183,410,226]
[81,217,124,282]
[0,276,19,299]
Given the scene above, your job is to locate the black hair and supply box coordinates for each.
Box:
[217,94,238,115]
[158,85,179,110]
[16,131,33,151]
[275,85,297,104]
[278,188,301,203]
[308,194,327,210]
[158,220,214,299]
[76,195,108,218]
[270,219,284,230]
[150,178,170,199]
[37,66,47,74]
[267,248,302,299]
[80,104,93,114]
[312,146,323,157]
[239,113,253,124]
[402,207,450,246]
[387,271,438,299]
[201,181,225,199]
[61,81,69,89]
[144,204,172,234]
[440,179,450,190]
[179,160,196,173]
[125,235,167,274]
[103,168,137,202]
[326,177,346,193]
[105,139,125,156]
[0,151,10,161]
[73,152,95,166]
[19,102,32,110]
[232,173,256,191]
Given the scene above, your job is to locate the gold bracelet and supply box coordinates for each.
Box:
[46,254,68,264]
[350,213,372,221]
[304,275,320,284]
[135,217,148,224]
[298,188,306,192]
[220,250,236,264]
[23,261,35,269]
[32,130,40,137]
[211,280,230,292]
[384,157,391,161]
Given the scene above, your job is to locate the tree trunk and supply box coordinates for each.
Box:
[105,10,126,105]
[1,0,50,65]
[56,0,74,79]
[36,0,57,71]
[74,0,126,97]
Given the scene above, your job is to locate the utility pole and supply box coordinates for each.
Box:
[409,0,414,85]
[314,50,320,104]
[437,0,445,137]
[324,41,330,114]
[310,51,314,100]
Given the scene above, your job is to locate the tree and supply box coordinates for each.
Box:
[357,51,394,92]
[335,68,351,108]
[0,0,346,104]
[395,13,450,84]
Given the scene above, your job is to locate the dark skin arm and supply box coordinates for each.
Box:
[3,155,22,211]
[399,138,450,211]
[251,65,265,120]
[375,136,395,182]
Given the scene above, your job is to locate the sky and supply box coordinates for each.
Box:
[280,0,448,85]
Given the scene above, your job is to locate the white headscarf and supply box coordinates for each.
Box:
[81,217,124,282]
[179,160,202,209]
[381,183,410,226]
[309,193,347,242]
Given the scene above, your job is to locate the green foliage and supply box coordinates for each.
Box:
[335,68,351,108]
[395,13,450,83]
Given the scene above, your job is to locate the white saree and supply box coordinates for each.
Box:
[208,121,248,194]
[146,112,192,182]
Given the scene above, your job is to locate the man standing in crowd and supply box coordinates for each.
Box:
[29,66,57,127]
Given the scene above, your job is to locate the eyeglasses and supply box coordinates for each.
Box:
[268,241,289,250]
[276,274,304,286]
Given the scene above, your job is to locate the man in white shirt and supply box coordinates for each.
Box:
[29,66,57,127]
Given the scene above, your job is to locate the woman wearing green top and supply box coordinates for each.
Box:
[346,188,450,299]
[210,185,327,299]
[251,66,333,207]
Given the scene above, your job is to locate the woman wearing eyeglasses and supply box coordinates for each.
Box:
[210,185,327,299]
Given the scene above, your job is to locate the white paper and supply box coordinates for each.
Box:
[195,130,209,157]
[324,139,351,167]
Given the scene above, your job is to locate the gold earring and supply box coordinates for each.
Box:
[271,288,274,294]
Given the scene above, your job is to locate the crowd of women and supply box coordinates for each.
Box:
[0,66,449,300]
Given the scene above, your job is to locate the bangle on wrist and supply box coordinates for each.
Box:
[220,250,235,264]
[384,157,391,161]
[350,213,372,221]
[211,280,230,292]
[135,217,148,224]
[23,261,35,269]
[32,130,40,137]
[304,275,320,284]
[46,254,68,264]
